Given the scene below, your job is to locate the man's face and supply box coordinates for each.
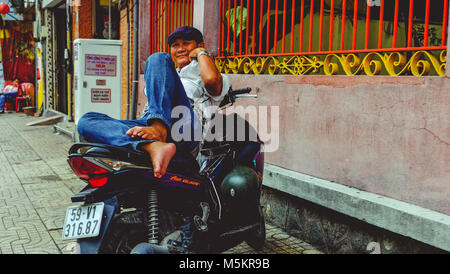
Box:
[13,79,19,87]
[170,38,198,69]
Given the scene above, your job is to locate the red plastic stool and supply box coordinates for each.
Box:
[16,97,27,112]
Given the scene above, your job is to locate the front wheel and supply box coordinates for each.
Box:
[245,206,266,250]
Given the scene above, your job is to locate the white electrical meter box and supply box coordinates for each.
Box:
[73,39,123,125]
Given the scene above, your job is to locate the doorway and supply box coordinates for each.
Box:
[54,7,68,114]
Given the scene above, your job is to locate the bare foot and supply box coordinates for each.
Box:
[126,120,167,141]
[142,141,176,178]
[126,126,164,140]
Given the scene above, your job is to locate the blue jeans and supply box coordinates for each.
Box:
[77,53,200,152]
[0,91,18,111]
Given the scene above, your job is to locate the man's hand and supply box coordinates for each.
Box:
[189,47,223,97]
[189,47,207,61]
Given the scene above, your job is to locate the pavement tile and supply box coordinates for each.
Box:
[11,244,26,254]
[0,173,21,186]
[34,205,69,231]
[0,231,17,254]
[44,158,74,175]
[0,247,14,254]
[6,221,60,254]
[0,201,39,223]
[49,229,77,254]
[23,187,74,210]
[20,175,63,185]
[62,178,87,195]
[0,185,28,200]
[12,160,57,180]
[0,128,41,164]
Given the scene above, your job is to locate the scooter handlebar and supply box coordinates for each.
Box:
[230,87,252,96]
[219,87,253,107]
[235,94,257,98]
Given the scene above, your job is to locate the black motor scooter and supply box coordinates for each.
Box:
[62,87,265,254]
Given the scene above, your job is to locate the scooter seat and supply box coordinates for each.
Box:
[165,145,200,176]
[80,143,200,177]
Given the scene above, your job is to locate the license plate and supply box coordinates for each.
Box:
[62,202,104,240]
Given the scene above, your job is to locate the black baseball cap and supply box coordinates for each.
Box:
[168,26,204,46]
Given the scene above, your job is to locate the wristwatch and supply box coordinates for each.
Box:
[197,50,211,59]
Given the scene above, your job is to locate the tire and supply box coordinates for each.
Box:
[99,211,147,254]
[245,206,266,250]
[98,209,180,254]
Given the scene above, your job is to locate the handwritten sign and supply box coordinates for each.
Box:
[85,54,117,77]
[91,88,111,103]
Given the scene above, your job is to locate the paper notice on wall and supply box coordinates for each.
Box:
[85,54,117,77]
[91,88,111,103]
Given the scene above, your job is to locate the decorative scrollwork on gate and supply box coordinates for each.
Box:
[215,50,446,77]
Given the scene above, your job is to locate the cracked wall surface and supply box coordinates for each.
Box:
[228,75,450,215]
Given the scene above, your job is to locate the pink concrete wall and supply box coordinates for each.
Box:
[227,75,450,215]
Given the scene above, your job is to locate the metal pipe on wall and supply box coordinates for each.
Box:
[66,0,73,121]
[131,0,139,119]
[109,0,112,40]
[126,1,130,120]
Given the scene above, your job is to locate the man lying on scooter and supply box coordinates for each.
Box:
[77,26,231,179]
